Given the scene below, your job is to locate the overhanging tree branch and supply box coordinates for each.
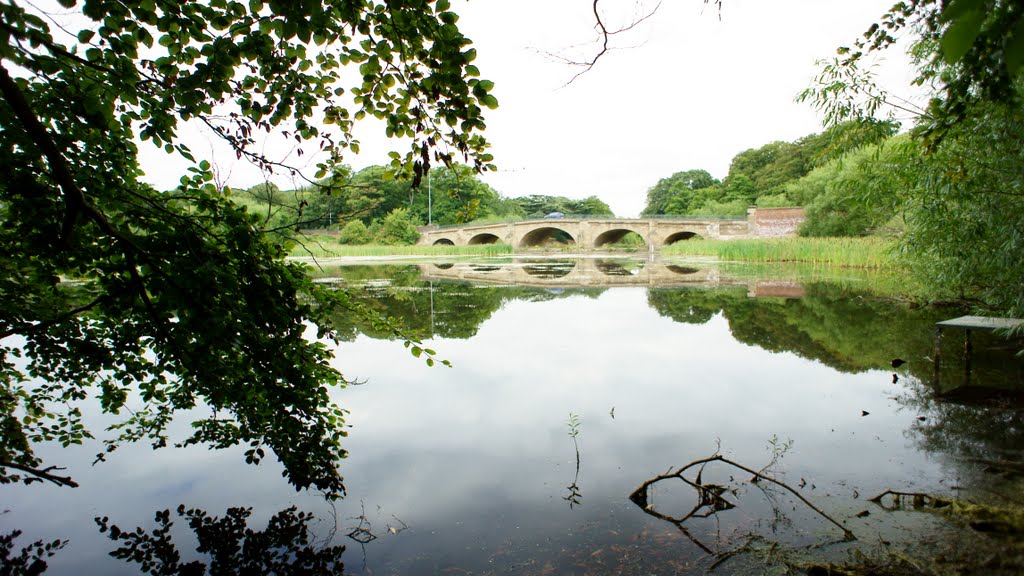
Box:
[0,461,79,488]
[543,0,662,85]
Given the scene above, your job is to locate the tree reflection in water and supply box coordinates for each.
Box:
[95,505,345,575]
[9,260,1024,574]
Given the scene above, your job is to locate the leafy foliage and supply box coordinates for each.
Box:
[791,138,910,237]
[0,0,495,493]
[373,208,420,245]
[512,194,614,218]
[800,1,1024,315]
[640,122,897,217]
[641,169,720,215]
[337,220,372,245]
[412,164,516,224]
[270,164,524,231]
[897,95,1024,315]
[0,529,66,576]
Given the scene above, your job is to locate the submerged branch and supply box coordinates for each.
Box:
[630,454,856,542]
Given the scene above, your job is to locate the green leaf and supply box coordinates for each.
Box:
[1005,16,1024,75]
[941,10,984,64]
[435,0,450,12]
[939,0,984,23]
[77,29,95,44]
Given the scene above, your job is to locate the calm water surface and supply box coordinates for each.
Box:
[4,257,1023,574]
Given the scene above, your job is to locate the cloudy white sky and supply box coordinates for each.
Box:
[135,0,921,217]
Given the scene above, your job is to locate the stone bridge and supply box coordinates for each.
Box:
[416,207,804,252]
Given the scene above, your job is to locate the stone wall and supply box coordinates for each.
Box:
[748,207,805,238]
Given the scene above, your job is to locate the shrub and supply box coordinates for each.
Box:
[374,208,420,245]
[337,220,371,245]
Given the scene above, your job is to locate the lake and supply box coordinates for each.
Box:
[4,256,1024,574]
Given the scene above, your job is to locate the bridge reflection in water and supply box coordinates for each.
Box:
[418,257,805,296]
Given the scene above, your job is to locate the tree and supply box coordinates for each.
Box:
[641,169,720,215]
[374,207,420,244]
[409,164,507,224]
[894,98,1024,314]
[792,137,909,237]
[347,166,416,222]
[338,219,372,245]
[567,195,614,216]
[512,194,569,217]
[811,0,1024,147]
[799,0,1024,316]
[721,174,756,204]
[0,0,491,495]
[233,181,309,232]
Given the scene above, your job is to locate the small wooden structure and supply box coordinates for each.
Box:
[933,315,1024,387]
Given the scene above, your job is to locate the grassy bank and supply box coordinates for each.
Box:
[663,237,897,269]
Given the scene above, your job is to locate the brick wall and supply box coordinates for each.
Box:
[749,207,805,238]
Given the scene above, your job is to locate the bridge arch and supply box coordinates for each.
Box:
[520,226,576,249]
[663,231,704,245]
[432,237,455,246]
[593,228,648,249]
[468,233,502,245]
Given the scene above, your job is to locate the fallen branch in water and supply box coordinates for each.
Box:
[629,454,856,542]
[870,489,1024,536]
[869,489,951,511]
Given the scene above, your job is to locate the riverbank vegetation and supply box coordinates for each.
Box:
[663,237,896,269]
[639,3,1024,321]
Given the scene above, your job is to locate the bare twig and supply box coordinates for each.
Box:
[630,454,856,542]
[541,0,661,85]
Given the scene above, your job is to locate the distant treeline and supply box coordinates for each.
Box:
[640,120,902,233]
[229,164,612,245]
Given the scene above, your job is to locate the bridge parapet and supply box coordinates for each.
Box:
[416,208,804,252]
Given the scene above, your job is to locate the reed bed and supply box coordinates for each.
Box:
[662,237,897,269]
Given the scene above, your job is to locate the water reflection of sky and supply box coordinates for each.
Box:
[329,287,947,572]
[3,284,957,575]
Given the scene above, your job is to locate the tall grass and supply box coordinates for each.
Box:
[663,237,897,269]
